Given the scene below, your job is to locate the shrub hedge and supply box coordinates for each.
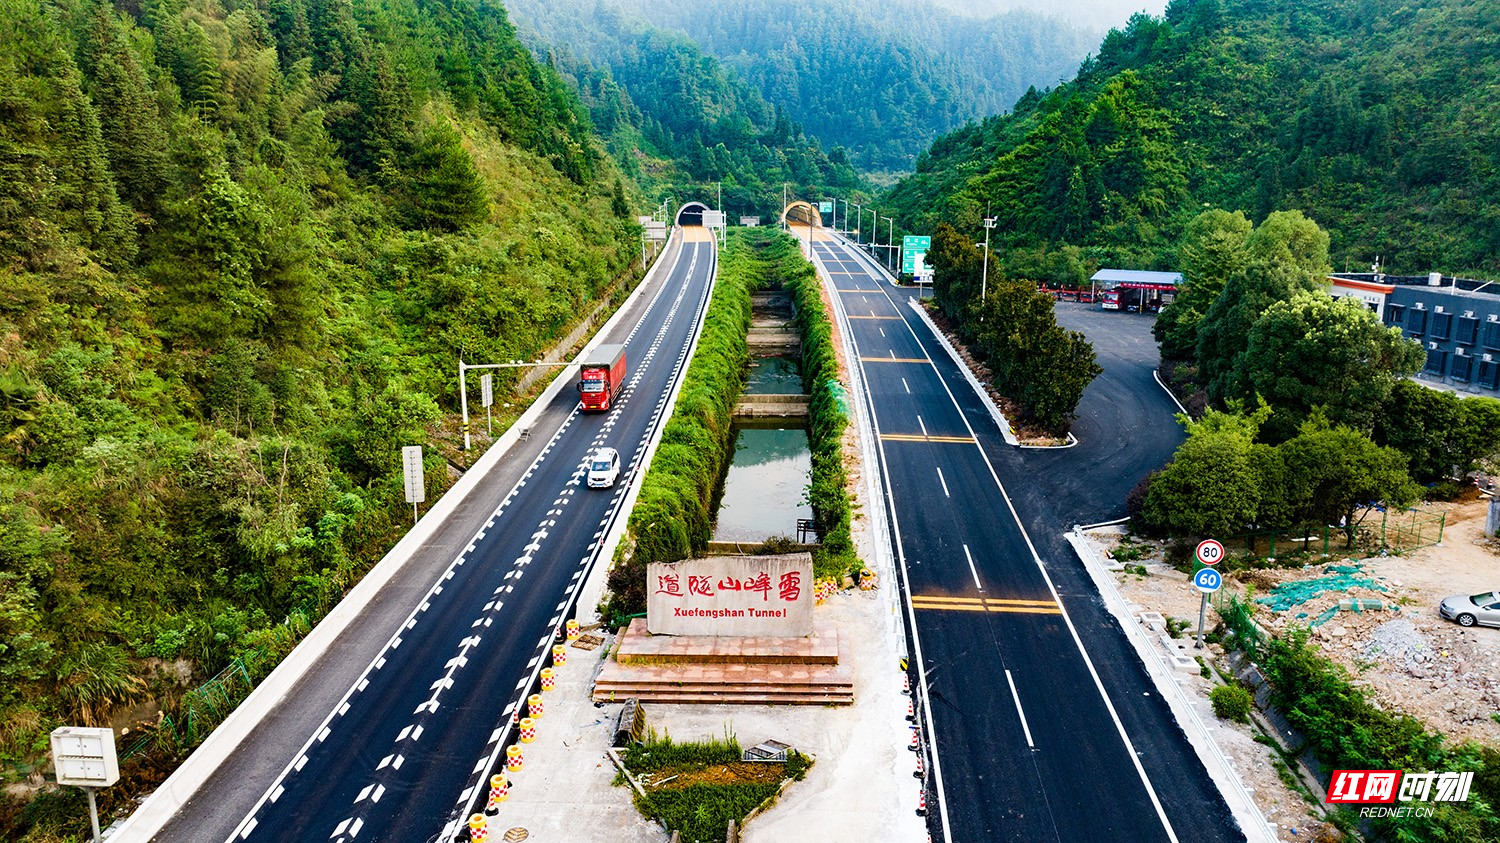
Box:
[1258,628,1499,840]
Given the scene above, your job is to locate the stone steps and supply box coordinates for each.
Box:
[613,619,839,665]
[592,666,854,705]
[592,618,854,705]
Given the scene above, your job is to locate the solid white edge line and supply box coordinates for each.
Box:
[963,544,983,592]
[1078,515,1132,531]
[837,232,1181,843]
[815,234,952,842]
[1067,530,1277,843]
[1005,670,1035,749]
[1153,368,1189,414]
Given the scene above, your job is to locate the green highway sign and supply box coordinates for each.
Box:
[819,201,834,214]
[901,235,931,274]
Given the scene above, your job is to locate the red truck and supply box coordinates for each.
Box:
[577,344,627,411]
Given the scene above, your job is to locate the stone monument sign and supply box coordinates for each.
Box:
[647,554,813,637]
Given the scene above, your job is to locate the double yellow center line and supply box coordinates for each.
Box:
[881,433,975,444]
[911,595,1062,615]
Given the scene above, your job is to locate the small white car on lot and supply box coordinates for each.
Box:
[587,447,620,488]
[1440,592,1500,628]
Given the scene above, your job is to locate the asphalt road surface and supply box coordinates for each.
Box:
[812,234,1243,843]
[151,231,717,843]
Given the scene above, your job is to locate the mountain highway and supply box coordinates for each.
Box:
[143,228,718,843]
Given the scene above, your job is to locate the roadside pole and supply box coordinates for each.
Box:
[1193,539,1224,648]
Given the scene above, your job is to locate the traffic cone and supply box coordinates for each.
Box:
[902,674,910,696]
[905,700,915,722]
[916,788,927,816]
[914,752,924,779]
[908,726,919,752]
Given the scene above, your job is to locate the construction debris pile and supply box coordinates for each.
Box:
[1252,562,1393,632]
[1245,561,1498,731]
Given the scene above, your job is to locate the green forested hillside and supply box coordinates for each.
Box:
[504,1,868,217]
[0,0,640,820]
[598,0,1098,173]
[506,0,1097,174]
[886,0,1500,276]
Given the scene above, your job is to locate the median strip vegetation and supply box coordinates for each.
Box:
[602,229,858,626]
[764,233,858,579]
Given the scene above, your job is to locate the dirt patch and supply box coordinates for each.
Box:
[1097,499,1500,836]
[641,762,787,791]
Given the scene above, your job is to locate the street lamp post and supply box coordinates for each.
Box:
[876,213,888,268]
[981,216,996,302]
[867,208,877,257]
[854,202,862,243]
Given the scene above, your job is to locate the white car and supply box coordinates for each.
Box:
[1439,592,1500,628]
[587,447,620,488]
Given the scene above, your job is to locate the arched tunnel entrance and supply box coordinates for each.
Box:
[676,201,709,227]
[780,201,822,228]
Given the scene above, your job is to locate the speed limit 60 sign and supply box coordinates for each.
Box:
[1195,539,1224,566]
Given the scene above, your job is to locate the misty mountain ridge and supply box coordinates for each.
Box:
[504,0,1100,171]
[930,0,1169,30]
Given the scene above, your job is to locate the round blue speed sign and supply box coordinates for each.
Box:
[1193,567,1222,593]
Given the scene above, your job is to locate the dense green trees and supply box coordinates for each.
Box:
[887,0,1500,276]
[1152,209,1425,442]
[502,0,1096,173]
[1239,294,1423,440]
[1152,209,1250,359]
[1141,408,1422,544]
[1374,382,1500,484]
[927,223,1102,432]
[0,0,642,821]
[564,0,1099,172]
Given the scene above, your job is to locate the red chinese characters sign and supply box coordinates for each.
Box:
[647,555,813,637]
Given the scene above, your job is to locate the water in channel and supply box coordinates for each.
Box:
[743,355,804,394]
[712,421,813,542]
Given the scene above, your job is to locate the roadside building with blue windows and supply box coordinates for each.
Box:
[1329,273,1500,396]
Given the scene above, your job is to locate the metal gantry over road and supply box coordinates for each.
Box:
[139,229,720,843]
[805,224,1244,843]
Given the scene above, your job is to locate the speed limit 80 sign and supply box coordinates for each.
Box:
[1195,539,1225,566]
